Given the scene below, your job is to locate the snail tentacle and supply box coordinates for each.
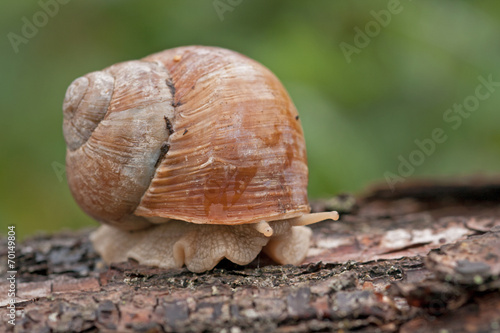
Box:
[289,211,340,227]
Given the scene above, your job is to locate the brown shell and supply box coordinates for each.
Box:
[64,46,310,229]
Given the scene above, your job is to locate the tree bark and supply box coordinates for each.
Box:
[1,179,500,332]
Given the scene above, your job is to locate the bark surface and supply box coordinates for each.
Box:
[1,179,500,332]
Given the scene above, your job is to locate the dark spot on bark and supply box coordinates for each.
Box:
[287,288,313,317]
[455,260,491,275]
[155,143,170,168]
[164,116,174,135]
[161,301,189,323]
[96,300,118,329]
[387,266,403,279]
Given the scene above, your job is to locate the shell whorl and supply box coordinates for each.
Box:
[63,46,310,230]
[64,61,175,229]
[63,72,113,151]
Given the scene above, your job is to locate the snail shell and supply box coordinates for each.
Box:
[63,46,338,272]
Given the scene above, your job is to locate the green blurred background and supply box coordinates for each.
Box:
[1,0,500,239]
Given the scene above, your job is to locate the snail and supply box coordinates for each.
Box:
[63,46,339,273]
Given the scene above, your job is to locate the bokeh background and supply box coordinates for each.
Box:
[1,0,500,239]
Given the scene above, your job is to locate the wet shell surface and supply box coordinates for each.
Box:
[63,46,338,272]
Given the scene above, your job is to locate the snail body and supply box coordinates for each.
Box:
[63,46,338,272]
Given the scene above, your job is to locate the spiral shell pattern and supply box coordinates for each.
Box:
[63,46,309,230]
